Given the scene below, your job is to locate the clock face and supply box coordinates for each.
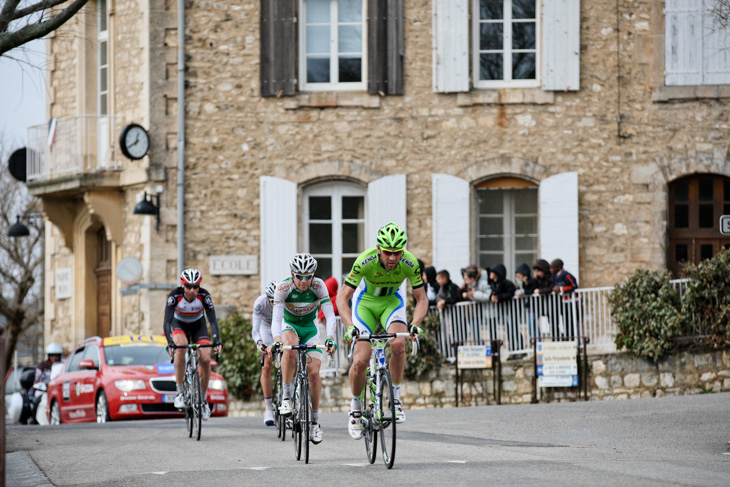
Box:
[123,125,150,160]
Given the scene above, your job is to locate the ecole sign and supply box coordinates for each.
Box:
[209,255,258,275]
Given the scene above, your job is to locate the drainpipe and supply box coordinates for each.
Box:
[176,0,185,275]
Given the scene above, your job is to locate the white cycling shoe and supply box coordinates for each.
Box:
[311,423,323,444]
[264,407,275,426]
[394,400,405,424]
[173,393,186,409]
[202,402,211,421]
[348,411,363,440]
[280,399,293,417]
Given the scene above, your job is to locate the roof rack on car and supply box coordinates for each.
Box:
[81,336,102,344]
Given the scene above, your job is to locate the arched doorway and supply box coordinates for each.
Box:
[95,227,111,337]
[668,174,730,276]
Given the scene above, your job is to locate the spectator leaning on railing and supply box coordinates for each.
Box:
[435,270,461,310]
[532,259,554,296]
[460,264,491,302]
[418,259,440,307]
[550,258,580,340]
[487,264,516,304]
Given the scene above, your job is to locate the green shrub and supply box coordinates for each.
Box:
[610,268,684,362]
[681,248,730,346]
[216,312,262,400]
[404,300,443,380]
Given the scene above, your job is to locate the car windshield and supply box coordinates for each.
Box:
[104,343,169,366]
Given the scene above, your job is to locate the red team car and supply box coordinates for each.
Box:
[46,335,228,424]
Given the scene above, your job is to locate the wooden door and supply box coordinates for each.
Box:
[95,228,111,338]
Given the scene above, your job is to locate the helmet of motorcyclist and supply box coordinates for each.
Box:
[20,368,36,390]
[46,343,63,357]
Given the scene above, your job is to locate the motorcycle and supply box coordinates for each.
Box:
[8,362,63,425]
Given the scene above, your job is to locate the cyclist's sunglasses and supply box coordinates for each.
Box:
[380,248,403,256]
[184,283,200,290]
[294,274,314,281]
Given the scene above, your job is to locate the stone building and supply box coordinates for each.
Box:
[26,0,730,351]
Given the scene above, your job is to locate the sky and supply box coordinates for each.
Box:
[0,38,47,154]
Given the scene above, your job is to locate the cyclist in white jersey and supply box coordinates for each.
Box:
[270,253,336,445]
[252,280,277,426]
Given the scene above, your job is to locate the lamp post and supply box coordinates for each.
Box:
[6,213,43,237]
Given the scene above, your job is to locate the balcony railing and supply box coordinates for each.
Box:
[26,115,123,182]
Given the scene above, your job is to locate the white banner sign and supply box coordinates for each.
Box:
[209,255,258,275]
[457,344,492,369]
[539,375,578,387]
[56,268,72,300]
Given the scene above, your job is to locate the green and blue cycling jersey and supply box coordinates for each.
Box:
[344,247,424,333]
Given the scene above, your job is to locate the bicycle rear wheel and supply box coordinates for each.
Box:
[378,369,397,469]
[363,375,377,464]
[192,370,202,441]
[301,380,310,464]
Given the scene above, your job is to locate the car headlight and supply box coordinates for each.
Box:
[114,380,146,392]
[208,379,226,391]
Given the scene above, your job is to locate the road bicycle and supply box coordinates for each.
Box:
[348,332,419,469]
[280,343,329,464]
[171,341,215,441]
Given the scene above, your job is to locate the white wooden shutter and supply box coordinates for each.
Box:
[368,174,407,247]
[260,176,297,289]
[665,0,703,86]
[541,0,580,91]
[432,0,469,93]
[702,1,730,85]
[539,172,579,281]
[432,174,469,284]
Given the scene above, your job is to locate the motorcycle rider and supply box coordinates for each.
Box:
[35,343,64,386]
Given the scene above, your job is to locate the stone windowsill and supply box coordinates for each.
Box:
[652,84,730,102]
[282,92,381,110]
[456,88,555,106]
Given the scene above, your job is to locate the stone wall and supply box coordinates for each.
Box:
[228,349,730,416]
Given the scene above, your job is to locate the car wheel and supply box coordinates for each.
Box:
[96,391,110,423]
[50,400,62,425]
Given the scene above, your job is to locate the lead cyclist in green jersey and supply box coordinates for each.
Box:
[337,222,428,440]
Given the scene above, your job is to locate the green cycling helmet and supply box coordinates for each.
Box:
[377,222,407,250]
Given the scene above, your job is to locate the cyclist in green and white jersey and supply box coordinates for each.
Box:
[270,253,336,445]
[337,223,428,440]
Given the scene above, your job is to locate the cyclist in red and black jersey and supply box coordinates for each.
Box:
[163,268,221,420]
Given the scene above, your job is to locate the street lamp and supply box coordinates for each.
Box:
[133,191,160,231]
[7,214,42,238]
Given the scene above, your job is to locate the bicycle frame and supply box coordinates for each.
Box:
[170,342,214,441]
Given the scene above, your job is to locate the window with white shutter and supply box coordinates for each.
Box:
[665,0,730,86]
[538,172,579,282]
[260,176,298,288]
[432,0,580,93]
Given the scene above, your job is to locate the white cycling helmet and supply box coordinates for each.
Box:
[46,343,63,355]
[289,253,317,274]
[264,280,277,299]
[180,268,202,286]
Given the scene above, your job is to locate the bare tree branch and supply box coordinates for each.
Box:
[0,0,89,57]
[12,0,69,22]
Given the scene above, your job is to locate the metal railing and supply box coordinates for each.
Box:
[434,279,692,361]
[26,115,123,182]
[316,279,693,370]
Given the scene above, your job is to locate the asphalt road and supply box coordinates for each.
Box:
[7,392,730,486]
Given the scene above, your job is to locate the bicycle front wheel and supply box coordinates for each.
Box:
[183,379,193,438]
[364,374,377,464]
[378,369,397,469]
[293,382,302,461]
[192,370,202,441]
[301,380,310,464]
[273,369,283,439]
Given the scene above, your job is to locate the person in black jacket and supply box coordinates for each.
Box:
[488,264,516,303]
[533,259,557,338]
[435,270,461,309]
